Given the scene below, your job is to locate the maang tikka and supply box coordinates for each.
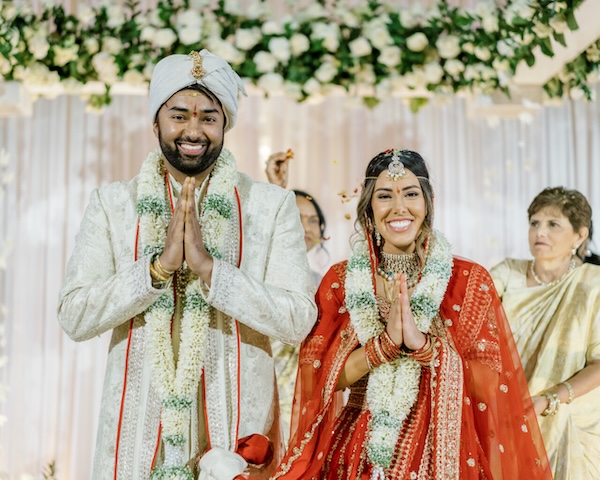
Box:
[387,150,406,181]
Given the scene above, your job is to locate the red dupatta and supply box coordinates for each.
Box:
[273,257,551,479]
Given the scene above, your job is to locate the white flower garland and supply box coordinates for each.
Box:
[137,147,237,480]
[345,229,453,473]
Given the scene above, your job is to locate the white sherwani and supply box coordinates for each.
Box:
[58,169,317,479]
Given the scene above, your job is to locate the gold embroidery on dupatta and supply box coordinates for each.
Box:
[456,265,502,373]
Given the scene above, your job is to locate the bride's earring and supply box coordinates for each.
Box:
[375,229,382,247]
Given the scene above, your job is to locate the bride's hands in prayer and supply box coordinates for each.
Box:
[385,273,427,351]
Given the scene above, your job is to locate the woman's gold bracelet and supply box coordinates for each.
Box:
[541,392,560,416]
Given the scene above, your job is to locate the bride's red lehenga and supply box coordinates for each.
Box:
[272,256,552,479]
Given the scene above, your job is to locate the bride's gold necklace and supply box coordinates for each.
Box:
[377,251,421,290]
[530,257,577,287]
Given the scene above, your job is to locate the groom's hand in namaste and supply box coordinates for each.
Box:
[182,177,214,285]
[158,178,187,274]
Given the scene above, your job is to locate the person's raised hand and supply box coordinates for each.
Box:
[182,177,214,285]
[265,149,293,188]
[158,177,187,273]
[385,274,427,350]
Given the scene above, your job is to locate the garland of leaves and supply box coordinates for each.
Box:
[0,0,596,112]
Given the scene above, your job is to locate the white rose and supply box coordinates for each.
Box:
[102,37,122,55]
[257,72,284,93]
[211,41,243,64]
[253,51,278,73]
[496,40,514,58]
[406,32,428,52]
[84,37,99,55]
[444,59,465,77]
[436,35,460,59]
[337,9,360,28]
[128,53,145,68]
[262,21,284,36]
[569,86,585,100]
[154,28,177,49]
[315,62,337,83]
[106,5,125,29]
[356,65,376,86]
[349,37,372,57]
[269,37,291,63]
[520,32,535,45]
[53,45,79,67]
[404,68,427,89]
[424,62,444,84]
[28,33,50,60]
[492,58,510,72]
[77,4,96,27]
[190,0,211,7]
[303,77,321,95]
[532,21,553,38]
[176,9,203,29]
[311,23,340,51]
[300,3,327,21]
[555,2,568,12]
[464,65,479,81]
[482,14,499,33]
[462,42,474,54]
[246,0,271,20]
[140,26,156,43]
[0,56,11,75]
[179,26,202,46]
[481,66,496,81]
[586,70,599,84]
[92,52,119,84]
[224,0,243,16]
[474,46,491,61]
[475,1,496,17]
[378,46,401,68]
[364,19,392,50]
[235,28,262,51]
[123,69,147,85]
[549,17,569,34]
[284,81,303,101]
[323,35,340,53]
[290,33,310,55]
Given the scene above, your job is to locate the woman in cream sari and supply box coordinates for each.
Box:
[491,187,600,480]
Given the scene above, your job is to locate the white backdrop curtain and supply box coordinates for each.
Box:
[0,38,599,480]
[1,85,599,480]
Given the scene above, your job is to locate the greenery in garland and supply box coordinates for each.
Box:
[0,0,597,112]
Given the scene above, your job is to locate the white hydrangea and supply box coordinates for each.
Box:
[224,0,243,16]
[140,26,157,43]
[209,40,243,64]
[444,59,465,77]
[492,58,510,72]
[496,40,514,58]
[84,37,100,55]
[311,23,340,52]
[303,77,321,95]
[176,9,203,29]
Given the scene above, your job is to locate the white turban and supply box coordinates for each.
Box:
[148,49,247,132]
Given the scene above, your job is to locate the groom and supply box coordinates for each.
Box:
[58,49,317,480]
